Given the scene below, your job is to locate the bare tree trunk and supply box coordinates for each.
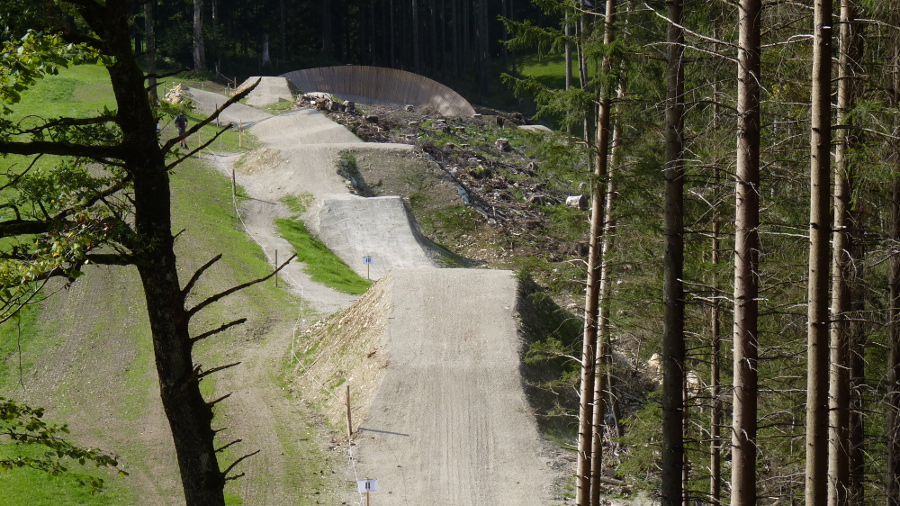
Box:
[411,0,420,72]
[731,1,762,504]
[828,2,859,504]
[323,0,333,61]
[144,0,157,102]
[565,11,572,90]
[888,5,900,501]
[576,1,615,501]
[588,5,620,504]
[805,1,833,503]
[662,0,685,503]
[192,0,206,71]
[709,48,723,506]
[710,176,722,505]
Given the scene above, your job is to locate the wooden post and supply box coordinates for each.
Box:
[274,249,279,288]
[215,104,219,127]
[231,167,236,196]
[346,385,352,440]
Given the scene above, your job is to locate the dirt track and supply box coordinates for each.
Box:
[192,82,563,504]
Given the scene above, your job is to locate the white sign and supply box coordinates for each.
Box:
[362,256,375,265]
[357,479,378,493]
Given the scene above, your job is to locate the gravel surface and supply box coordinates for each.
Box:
[189,87,564,504]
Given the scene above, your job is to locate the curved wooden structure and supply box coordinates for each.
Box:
[282,66,476,116]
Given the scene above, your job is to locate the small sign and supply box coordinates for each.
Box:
[362,256,375,265]
[357,479,378,493]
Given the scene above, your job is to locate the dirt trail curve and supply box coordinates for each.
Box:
[189,81,560,504]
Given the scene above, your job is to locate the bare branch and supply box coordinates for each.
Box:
[161,78,261,154]
[221,450,260,480]
[191,318,247,345]
[215,439,242,453]
[187,254,296,318]
[207,392,233,408]
[165,126,232,171]
[182,254,223,298]
[198,362,241,380]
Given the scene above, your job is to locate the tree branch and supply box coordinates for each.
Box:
[165,126,232,171]
[215,439,242,454]
[207,393,232,408]
[182,254,223,298]
[0,140,124,161]
[221,450,260,480]
[161,78,261,154]
[191,318,247,345]
[198,361,241,380]
[186,254,296,318]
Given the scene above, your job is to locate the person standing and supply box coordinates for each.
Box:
[174,112,188,149]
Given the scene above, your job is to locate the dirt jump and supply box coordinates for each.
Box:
[188,78,563,504]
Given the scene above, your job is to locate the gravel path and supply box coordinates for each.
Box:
[189,82,562,504]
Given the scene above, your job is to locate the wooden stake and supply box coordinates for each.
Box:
[346,385,352,441]
[231,167,236,197]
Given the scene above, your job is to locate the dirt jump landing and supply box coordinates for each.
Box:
[306,196,438,280]
[282,66,476,117]
[236,76,295,106]
[353,268,559,505]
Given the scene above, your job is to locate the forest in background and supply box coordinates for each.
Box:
[3,0,900,505]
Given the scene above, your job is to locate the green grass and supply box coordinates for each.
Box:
[518,53,568,90]
[0,66,336,504]
[275,219,372,295]
[0,304,41,385]
[0,442,134,505]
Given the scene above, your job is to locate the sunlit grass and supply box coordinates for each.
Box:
[275,219,372,295]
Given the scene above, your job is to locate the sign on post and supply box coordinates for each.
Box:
[362,256,374,280]
[357,479,378,493]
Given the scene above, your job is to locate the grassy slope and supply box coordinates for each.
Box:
[0,66,339,504]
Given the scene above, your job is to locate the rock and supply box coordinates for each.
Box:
[565,195,588,210]
[343,100,355,112]
[495,138,511,152]
[365,115,379,123]
[405,104,414,112]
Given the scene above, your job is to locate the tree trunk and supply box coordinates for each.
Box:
[411,0,420,72]
[144,0,157,102]
[662,0,685,503]
[575,1,615,501]
[888,4,900,501]
[587,5,619,505]
[828,2,859,504]
[805,1,833,503]
[731,0,762,504]
[192,0,206,71]
[565,11,572,91]
[77,1,225,503]
[322,0,333,61]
